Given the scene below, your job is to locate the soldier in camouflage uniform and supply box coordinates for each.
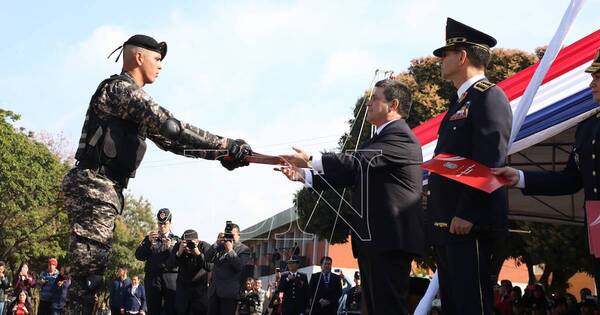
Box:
[62,34,252,315]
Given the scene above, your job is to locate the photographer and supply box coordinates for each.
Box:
[206,222,251,315]
[168,229,212,315]
[135,208,180,315]
[237,278,260,315]
[13,263,35,297]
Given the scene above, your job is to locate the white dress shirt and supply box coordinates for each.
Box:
[457,74,486,99]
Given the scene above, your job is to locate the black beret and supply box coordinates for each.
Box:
[124,34,167,60]
[157,208,172,223]
[585,50,600,74]
[108,34,167,62]
[433,18,497,57]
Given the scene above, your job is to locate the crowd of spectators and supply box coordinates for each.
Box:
[0,259,70,315]
[490,279,600,315]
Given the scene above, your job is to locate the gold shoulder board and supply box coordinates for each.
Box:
[473,80,495,92]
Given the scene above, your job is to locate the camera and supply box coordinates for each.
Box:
[224,220,234,241]
[186,240,196,249]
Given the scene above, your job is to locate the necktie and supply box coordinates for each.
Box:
[324,272,330,288]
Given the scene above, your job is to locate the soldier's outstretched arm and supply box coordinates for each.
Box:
[96,78,252,169]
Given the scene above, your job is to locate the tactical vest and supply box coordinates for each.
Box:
[75,74,147,188]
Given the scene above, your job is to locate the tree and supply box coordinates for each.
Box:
[0,109,70,272]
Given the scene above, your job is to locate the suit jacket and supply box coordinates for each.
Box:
[109,277,132,309]
[522,114,600,200]
[123,284,147,313]
[278,271,309,315]
[311,119,424,256]
[206,241,251,299]
[426,79,512,245]
[308,272,342,314]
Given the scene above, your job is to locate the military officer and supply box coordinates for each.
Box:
[135,208,180,315]
[426,18,512,314]
[62,34,252,315]
[277,256,309,315]
[492,49,600,291]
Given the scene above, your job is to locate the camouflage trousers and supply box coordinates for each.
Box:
[61,168,124,315]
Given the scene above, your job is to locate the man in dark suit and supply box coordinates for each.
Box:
[123,275,147,315]
[109,267,131,315]
[492,49,600,291]
[278,256,309,315]
[427,18,512,314]
[277,79,424,314]
[308,256,342,315]
[206,223,251,315]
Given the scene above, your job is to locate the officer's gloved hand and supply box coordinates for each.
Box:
[220,139,252,171]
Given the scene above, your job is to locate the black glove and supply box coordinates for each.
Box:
[220,139,252,171]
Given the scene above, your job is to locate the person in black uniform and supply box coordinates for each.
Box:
[278,256,309,315]
[206,223,251,315]
[277,79,424,315]
[135,208,180,315]
[308,256,342,315]
[168,229,212,315]
[426,18,512,314]
[492,49,600,290]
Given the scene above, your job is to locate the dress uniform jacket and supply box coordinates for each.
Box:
[522,113,600,198]
[427,79,512,244]
[278,271,309,315]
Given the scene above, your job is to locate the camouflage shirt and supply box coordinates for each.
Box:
[92,71,229,159]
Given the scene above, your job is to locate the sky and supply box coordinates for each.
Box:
[1,0,599,242]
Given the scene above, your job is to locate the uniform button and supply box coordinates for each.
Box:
[593,140,596,144]
[453,126,457,130]
[594,154,596,160]
[427,191,431,196]
[595,188,598,193]
[594,171,597,176]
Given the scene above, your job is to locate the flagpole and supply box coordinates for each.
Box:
[508,0,587,150]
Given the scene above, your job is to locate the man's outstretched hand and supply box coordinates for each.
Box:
[274,164,306,183]
[279,147,310,168]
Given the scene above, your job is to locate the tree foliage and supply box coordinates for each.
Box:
[0,109,70,272]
